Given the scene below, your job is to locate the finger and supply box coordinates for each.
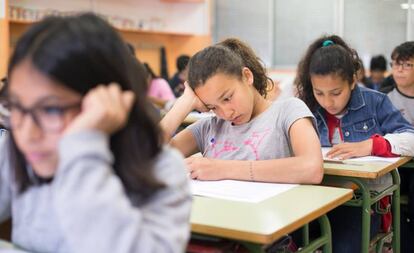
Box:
[335,149,356,160]
[183,81,191,90]
[184,157,194,164]
[185,163,193,173]
[327,148,347,159]
[121,91,135,113]
[190,170,198,180]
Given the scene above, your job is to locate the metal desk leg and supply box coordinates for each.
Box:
[302,224,309,247]
[298,215,332,253]
[341,177,372,253]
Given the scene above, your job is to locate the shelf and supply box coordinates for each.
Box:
[161,0,205,3]
[8,19,197,37]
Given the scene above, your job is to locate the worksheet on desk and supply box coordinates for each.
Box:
[190,180,297,203]
[321,147,401,163]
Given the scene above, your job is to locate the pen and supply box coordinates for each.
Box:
[202,137,215,157]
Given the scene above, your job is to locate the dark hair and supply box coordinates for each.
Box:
[7,13,164,197]
[143,63,158,79]
[391,41,414,62]
[370,55,387,72]
[126,42,135,56]
[295,35,360,111]
[188,38,272,97]
[176,55,190,72]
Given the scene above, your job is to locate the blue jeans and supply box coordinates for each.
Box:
[328,205,381,253]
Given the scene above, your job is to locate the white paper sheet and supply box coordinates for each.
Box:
[190,179,297,203]
[322,147,400,164]
[187,111,215,119]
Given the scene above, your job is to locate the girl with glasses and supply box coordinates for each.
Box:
[0,13,191,253]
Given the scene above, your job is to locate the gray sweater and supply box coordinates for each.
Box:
[0,131,192,253]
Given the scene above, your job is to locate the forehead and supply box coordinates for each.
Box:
[310,74,350,90]
[393,56,414,62]
[194,73,240,102]
[9,60,80,103]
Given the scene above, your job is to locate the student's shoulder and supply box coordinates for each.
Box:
[153,145,187,186]
[272,97,310,112]
[358,86,387,98]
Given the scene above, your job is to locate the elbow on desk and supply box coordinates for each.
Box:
[304,158,324,184]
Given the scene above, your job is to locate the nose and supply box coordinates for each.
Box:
[320,96,334,109]
[216,106,234,120]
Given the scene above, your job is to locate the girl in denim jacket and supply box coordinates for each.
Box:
[295,35,414,253]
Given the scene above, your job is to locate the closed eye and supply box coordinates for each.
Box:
[223,94,233,102]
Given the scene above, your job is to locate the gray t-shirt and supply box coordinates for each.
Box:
[388,87,414,125]
[188,97,315,161]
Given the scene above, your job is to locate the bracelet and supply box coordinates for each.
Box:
[249,161,254,181]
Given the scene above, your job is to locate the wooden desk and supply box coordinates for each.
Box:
[323,156,413,253]
[191,185,353,252]
[324,156,412,178]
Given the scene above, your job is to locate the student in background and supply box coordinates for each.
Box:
[367,55,388,90]
[169,55,190,97]
[0,13,191,253]
[388,41,414,125]
[295,35,414,253]
[356,58,370,87]
[161,38,323,184]
[387,41,414,251]
[143,62,176,110]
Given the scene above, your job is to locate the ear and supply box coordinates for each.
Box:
[242,67,254,86]
[351,74,357,90]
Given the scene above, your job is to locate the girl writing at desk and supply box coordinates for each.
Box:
[161,38,323,184]
[295,35,414,253]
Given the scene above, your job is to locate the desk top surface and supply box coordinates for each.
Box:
[323,156,412,179]
[190,184,352,244]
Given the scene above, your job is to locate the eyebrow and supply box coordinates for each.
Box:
[217,89,231,100]
[204,89,232,108]
[8,94,76,107]
[313,88,342,92]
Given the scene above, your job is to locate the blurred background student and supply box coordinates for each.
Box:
[356,58,370,87]
[169,55,190,97]
[144,63,176,110]
[367,55,387,90]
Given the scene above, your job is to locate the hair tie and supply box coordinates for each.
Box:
[322,40,334,47]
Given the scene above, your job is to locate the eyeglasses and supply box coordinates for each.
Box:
[2,100,81,132]
[390,61,414,70]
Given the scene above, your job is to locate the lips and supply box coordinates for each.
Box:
[25,151,50,164]
[231,115,243,124]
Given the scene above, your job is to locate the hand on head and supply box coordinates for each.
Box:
[182,82,209,113]
[64,83,135,136]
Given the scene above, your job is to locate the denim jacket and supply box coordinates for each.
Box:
[315,86,414,147]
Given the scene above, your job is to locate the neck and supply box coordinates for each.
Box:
[251,91,271,119]
[397,84,414,97]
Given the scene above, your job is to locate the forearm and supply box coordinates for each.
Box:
[160,95,194,142]
[384,132,414,156]
[219,156,323,184]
